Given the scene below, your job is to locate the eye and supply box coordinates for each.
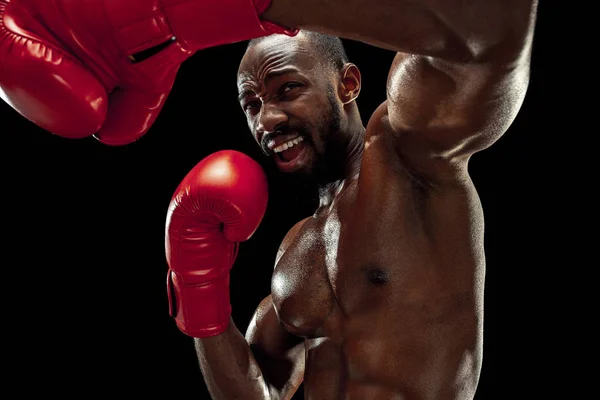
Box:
[281,82,302,94]
[243,100,261,113]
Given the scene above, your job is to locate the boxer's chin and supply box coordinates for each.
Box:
[273,140,310,174]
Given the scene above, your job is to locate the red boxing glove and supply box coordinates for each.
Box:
[0,0,297,145]
[165,150,268,338]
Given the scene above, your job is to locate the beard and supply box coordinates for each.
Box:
[311,86,343,185]
[260,85,343,190]
[266,87,345,209]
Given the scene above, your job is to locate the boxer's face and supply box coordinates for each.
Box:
[237,34,342,177]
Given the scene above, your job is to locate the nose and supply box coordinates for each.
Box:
[256,102,288,138]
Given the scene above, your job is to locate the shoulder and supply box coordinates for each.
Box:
[275,217,310,266]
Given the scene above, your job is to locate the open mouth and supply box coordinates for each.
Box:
[272,136,308,170]
[274,136,304,160]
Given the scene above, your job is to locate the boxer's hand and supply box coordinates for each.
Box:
[165,150,268,338]
[0,0,297,145]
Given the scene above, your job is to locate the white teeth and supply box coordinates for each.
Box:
[274,136,304,153]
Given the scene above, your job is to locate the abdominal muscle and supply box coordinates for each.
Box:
[300,307,481,400]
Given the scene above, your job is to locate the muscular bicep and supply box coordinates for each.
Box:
[242,219,308,398]
[246,295,305,400]
[384,50,531,173]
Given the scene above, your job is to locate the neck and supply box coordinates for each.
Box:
[317,116,365,209]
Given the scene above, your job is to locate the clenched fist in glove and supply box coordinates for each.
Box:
[0,0,296,145]
[165,150,268,337]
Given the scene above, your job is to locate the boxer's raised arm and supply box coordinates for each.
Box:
[263,0,536,62]
[263,1,538,176]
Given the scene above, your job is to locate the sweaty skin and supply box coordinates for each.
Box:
[194,1,538,399]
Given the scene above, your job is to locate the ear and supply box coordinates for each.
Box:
[338,63,361,105]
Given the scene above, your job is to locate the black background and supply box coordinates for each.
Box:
[2,2,565,398]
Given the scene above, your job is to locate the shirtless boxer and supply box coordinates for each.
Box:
[164,0,539,399]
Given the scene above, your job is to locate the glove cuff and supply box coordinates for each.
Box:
[167,269,232,338]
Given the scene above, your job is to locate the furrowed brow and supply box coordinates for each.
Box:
[237,88,255,102]
[237,68,300,102]
[264,68,298,85]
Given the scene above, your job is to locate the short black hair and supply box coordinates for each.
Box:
[247,30,349,73]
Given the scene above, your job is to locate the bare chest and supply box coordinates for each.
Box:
[270,174,484,340]
[270,179,426,339]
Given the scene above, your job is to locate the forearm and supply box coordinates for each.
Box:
[264,0,537,62]
[194,318,271,400]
